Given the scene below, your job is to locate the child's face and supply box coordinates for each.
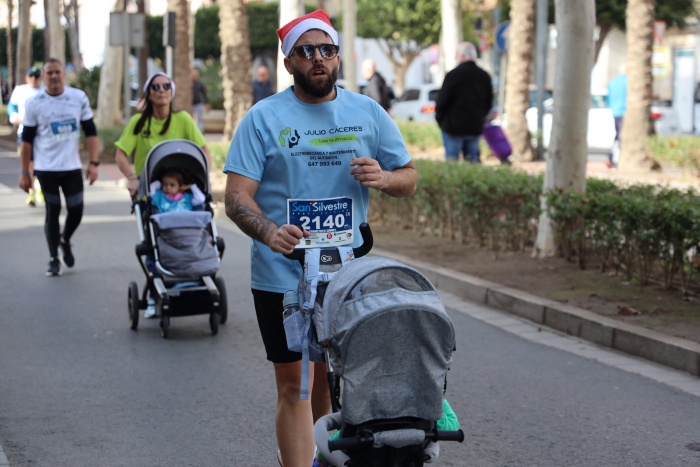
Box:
[161,175,182,196]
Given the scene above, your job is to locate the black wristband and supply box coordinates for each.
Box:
[89,160,100,167]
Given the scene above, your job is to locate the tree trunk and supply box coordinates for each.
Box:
[96,0,126,128]
[16,0,31,86]
[218,0,253,140]
[167,0,192,112]
[137,0,148,91]
[341,0,357,92]
[277,0,303,92]
[503,0,536,162]
[62,0,81,71]
[45,0,65,61]
[593,22,611,66]
[534,0,595,258]
[6,0,14,90]
[440,0,462,74]
[619,0,656,173]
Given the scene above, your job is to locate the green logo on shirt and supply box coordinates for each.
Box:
[278,128,301,148]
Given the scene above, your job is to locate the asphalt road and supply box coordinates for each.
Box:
[1,148,699,466]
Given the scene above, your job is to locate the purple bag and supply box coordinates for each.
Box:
[483,124,512,160]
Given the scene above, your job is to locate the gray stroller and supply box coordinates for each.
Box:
[286,224,463,466]
[127,140,227,339]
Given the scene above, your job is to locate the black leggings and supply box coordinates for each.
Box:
[35,169,84,258]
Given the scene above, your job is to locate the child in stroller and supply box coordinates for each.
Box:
[127,139,227,339]
[285,224,464,466]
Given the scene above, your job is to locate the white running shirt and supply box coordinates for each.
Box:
[23,86,93,172]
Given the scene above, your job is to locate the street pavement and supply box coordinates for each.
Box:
[1,139,700,466]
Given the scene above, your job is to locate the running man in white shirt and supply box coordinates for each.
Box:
[18,58,100,277]
[8,65,45,206]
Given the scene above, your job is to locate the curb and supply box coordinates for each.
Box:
[373,248,700,378]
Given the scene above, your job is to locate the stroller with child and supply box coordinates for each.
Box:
[127,139,227,339]
[286,224,464,466]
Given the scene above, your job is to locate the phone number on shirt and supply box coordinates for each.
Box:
[308,161,342,167]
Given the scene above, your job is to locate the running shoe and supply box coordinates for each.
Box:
[46,257,62,277]
[36,187,44,204]
[144,298,157,319]
[26,192,36,207]
[60,239,74,268]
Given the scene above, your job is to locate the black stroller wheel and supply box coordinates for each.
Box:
[128,282,139,331]
[160,314,170,339]
[209,311,219,335]
[214,276,228,324]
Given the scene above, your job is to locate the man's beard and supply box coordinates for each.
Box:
[292,65,338,98]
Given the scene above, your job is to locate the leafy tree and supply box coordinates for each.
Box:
[350,0,441,94]
[595,0,696,61]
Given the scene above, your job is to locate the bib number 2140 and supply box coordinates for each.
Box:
[287,196,354,248]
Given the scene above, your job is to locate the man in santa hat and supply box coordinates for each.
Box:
[223,10,417,466]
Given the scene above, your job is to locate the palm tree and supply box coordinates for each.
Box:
[277,0,303,92]
[503,0,536,162]
[15,0,32,87]
[534,0,595,258]
[96,0,126,127]
[218,0,252,140]
[619,0,656,172]
[168,0,192,112]
[45,0,65,60]
[62,0,82,72]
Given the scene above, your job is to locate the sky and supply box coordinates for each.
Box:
[2,0,205,70]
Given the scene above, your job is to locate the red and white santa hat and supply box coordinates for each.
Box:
[276,9,339,57]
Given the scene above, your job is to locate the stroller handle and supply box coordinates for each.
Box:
[327,428,465,451]
[284,222,373,262]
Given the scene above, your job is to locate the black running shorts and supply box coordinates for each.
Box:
[252,289,301,363]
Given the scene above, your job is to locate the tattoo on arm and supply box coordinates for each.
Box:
[225,192,275,244]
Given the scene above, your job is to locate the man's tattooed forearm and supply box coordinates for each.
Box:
[225,193,274,244]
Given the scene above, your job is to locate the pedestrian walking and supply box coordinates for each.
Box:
[252,64,274,104]
[18,58,100,276]
[435,42,493,163]
[191,68,209,133]
[8,66,45,207]
[606,64,627,169]
[223,9,417,467]
[361,58,391,112]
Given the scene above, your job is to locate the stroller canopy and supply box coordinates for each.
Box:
[318,256,455,425]
[137,139,210,198]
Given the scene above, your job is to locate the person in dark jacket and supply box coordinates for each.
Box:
[191,68,209,133]
[252,65,274,104]
[361,58,391,112]
[435,42,493,163]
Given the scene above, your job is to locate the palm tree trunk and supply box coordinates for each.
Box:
[277,0,303,92]
[619,0,656,172]
[440,0,462,75]
[62,0,82,71]
[6,0,14,90]
[503,0,536,162]
[16,0,32,86]
[168,0,192,112]
[45,0,65,61]
[218,0,253,140]
[96,0,126,127]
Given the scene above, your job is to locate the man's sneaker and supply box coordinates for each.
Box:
[144,298,157,319]
[60,239,75,268]
[36,187,44,204]
[26,192,36,207]
[46,258,62,277]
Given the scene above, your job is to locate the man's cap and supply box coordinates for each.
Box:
[143,71,176,98]
[276,9,338,57]
[26,66,42,77]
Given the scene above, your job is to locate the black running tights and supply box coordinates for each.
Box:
[35,169,84,259]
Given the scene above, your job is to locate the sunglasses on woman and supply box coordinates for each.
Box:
[150,82,172,92]
[291,44,340,60]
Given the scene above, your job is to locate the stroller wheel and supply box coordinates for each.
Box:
[160,314,170,339]
[214,276,228,324]
[209,311,219,336]
[128,282,139,331]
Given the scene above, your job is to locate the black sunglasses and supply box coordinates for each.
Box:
[291,44,339,60]
[150,82,172,92]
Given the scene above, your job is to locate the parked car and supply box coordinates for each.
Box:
[391,85,441,123]
[651,99,681,135]
[522,94,617,153]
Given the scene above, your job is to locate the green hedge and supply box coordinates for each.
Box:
[371,160,700,295]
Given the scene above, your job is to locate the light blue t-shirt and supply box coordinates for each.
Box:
[606,74,627,118]
[223,86,412,293]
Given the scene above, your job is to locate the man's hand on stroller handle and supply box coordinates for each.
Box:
[268,224,310,255]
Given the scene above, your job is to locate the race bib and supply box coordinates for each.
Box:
[287,197,354,248]
[50,119,79,142]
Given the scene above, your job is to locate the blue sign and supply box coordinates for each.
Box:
[495,21,510,53]
[288,197,354,248]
